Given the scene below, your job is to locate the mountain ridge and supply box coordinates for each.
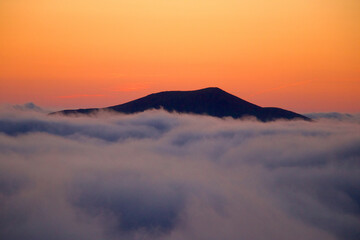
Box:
[51,87,311,121]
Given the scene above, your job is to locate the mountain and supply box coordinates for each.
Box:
[51,87,311,121]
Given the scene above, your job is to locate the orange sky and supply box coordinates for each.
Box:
[0,0,359,112]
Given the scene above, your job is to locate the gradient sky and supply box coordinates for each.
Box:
[0,0,359,112]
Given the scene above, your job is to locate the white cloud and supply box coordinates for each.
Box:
[0,110,359,240]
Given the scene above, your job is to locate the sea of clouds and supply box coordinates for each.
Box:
[0,104,359,240]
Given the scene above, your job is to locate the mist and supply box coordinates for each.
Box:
[0,107,359,240]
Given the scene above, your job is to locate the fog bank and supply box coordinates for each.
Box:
[0,109,359,240]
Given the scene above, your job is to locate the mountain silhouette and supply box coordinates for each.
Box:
[52,87,310,121]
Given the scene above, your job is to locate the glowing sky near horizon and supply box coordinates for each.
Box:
[0,0,359,112]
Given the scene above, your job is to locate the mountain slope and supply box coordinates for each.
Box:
[52,87,310,121]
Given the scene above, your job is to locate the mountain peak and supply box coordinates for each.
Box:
[199,87,223,92]
[52,87,311,122]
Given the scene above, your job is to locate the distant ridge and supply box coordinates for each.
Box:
[51,87,311,121]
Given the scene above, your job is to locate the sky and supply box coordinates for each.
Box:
[0,0,359,112]
[0,106,359,240]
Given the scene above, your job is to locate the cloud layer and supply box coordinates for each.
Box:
[0,109,359,240]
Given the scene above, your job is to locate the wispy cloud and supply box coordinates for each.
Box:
[58,94,105,99]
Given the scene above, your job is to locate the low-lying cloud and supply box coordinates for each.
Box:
[0,108,359,240]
